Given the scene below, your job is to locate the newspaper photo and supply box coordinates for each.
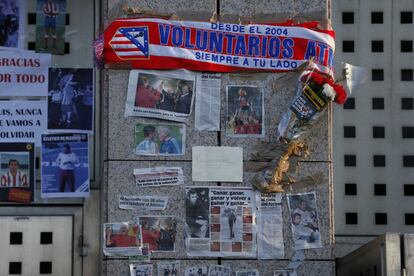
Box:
[287,192,322,250]
[35,0,66,54]
[257,193,284,259]
[157,261,180,276]
[235,270,260,276]
[195,72,221,131]
[226,85,264,137]
[125,69,196,123]
[139,216,177,252]
[0,142,35,203]
[208,265,231,276]
[185,266,208,276]
[48,68,94,132]
[103,222,142,257]
[41,133,89,198]
[130,263,153,276]
[134,167,184,187]
[134,123,185,156]
[0,0,25,49]
[273,269,297,276]
[119,195,168,211]
[186,187,256,257]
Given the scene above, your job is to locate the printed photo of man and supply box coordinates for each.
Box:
[1,159,28,187]
[56,144,79,192]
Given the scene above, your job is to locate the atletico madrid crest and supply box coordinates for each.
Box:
[109,26,150,60]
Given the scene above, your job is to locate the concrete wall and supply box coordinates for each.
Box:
[102,1,334,275]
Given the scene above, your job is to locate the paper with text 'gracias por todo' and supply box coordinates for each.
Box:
[192,146,243,182]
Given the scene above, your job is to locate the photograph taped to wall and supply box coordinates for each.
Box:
[157,261,180,276]
[48,68,94,132]
[0,0,25,49]
[103,222,142,257]
[0,100,47,146]
[139,216,177,253]
[287,192,322,250]
[235,269,260,276]
[130,263,153,276]
[208,265,231,276]
[134,167,184,187]
[41,133,89,198]
[0,143,34,203]
[185,266,208,276]
[125,69,195,123]
[35,0,66,54]
[186,187,257,257]
[273,269,297,276]
[134,123,185,156]
[226,85,264,137]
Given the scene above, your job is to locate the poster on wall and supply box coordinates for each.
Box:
[103,221,142,257]
[134,123,185,156]
[226,85,264,137]
[0,142,35,203]
[125,69,196,123]
[157,261,180,276]
[0,0,26,49]
[41,133,89,198]
[47,68,94,132]
[138,216,177,252]
[185,187,256,257]
[0,100,47,146]
[35,0,66,54]
[0,50,51,96]
[287,192,322,250]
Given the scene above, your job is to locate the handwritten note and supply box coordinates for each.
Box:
[192,146,243,182]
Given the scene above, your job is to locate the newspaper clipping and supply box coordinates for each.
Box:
[195,72,221,131]
[208,265,231,276]
[130,263,153,276]
[134,167,184,187]
[226,85,264,137]
[103,222,142,257]
[186,187,256,257]
[257,193,284,259]
[235,270,260,276]
[139,216,177,252]
[287,192,322,250]
[273,270,297,276]
[126,69,196,123]
[41,133,89,198]
[134,123,185,156]
[185,266,208,276]
[157,261,180,276]
[119,196,168,211]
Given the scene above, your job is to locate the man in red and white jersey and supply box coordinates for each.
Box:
[1,159,28,187]
[42,0,59,49]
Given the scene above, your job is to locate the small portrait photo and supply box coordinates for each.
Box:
[287,192,322,250]
[185,266,208,276]
[226,85,265,137]
[0,0,25,49]
[35,0,66,54]
[139,216,177,252]
[0,152,29,188]
[41,133,89,198]
[126,70,196,123]
[185,187,210,239]
[0,143,35,203]
[134,123,185,156]
[48,68,94,132]
[157,261,180,276]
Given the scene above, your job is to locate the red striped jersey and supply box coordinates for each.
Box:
[1,171,28,187]
[43,1,59,17]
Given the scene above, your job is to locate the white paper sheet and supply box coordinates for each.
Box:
[192,146,243,182]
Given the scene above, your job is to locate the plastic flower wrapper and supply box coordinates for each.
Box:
[277,62,348,143]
